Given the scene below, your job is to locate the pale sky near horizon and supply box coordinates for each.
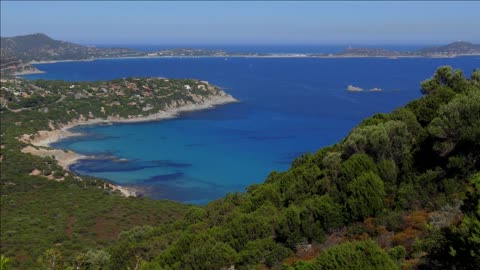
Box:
[1,1,479,45]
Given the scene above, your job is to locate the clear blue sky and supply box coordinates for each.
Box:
[1,1,479,45]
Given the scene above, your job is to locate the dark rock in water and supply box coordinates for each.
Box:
[151,160,192,168]
[144,172,184,183]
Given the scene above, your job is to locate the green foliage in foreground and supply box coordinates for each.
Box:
[1,177,190,268]
[125,66,477,270]
[290,240,398,270]
[1,255,12,270]
[1,66,480,269]
[347,171,385,220]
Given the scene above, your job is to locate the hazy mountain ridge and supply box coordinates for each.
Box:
[0,33,146,63]
[2,34,479,65]
[335,41,480,57]
[419,41,480,54]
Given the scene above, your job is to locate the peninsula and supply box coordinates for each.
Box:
[2,33,480,76]
[1,77,236,185]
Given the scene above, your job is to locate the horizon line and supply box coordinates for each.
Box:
[2,33,478,47]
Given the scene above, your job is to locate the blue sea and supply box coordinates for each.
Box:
[24,55,479,204]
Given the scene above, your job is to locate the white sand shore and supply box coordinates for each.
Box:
[18,95,238,197]
[29,59,96,65]
[13,69,46,76]
[21,145,87,170]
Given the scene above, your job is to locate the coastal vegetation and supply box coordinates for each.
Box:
[0,77,234,268]
[1,77,235,124]
[1,66,479,269]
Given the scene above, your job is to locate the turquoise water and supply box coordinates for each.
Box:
[25,56,479,204]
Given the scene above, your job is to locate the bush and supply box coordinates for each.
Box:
[347,171,386,220]
[300,240,398,270]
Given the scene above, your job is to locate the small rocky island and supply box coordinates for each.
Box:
[347,85,383,92]
[347,85,364,92]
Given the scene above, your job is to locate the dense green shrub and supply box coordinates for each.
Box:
[347,171,386,220]
[292,240,398,270]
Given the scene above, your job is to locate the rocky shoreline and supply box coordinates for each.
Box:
[18,94,238,197]
[13,68,46,76]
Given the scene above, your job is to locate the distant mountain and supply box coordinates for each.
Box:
[419,41,480,55]
[331,41,480,58]
[0,33,146,62]
[1,34,479,75]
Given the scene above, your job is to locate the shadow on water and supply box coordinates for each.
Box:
[71,158,192,173]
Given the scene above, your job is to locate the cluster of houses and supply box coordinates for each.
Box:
[0,79,51,99]
[0,78,215,110]
[87,78,213,101]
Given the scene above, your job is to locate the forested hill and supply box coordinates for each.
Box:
[104,67,478,270]
[419,41,480,55]
[1,67,479,269]
[334,41,480,57]
[0,33,145,62]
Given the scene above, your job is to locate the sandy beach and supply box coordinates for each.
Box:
[29,58,96,65]
[18,94,238,196]
[13,69,46,76]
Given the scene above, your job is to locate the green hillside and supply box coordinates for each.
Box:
[419,41,480,55]
[0,33,145,62]
[106,66,479,270]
